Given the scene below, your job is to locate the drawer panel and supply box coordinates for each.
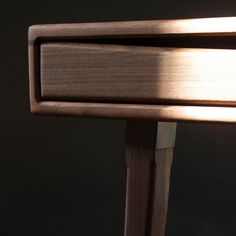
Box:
[40,42,236,105]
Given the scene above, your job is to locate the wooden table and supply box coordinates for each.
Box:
[28,16,236,236]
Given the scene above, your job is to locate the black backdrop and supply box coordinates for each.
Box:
[1,0,236,235]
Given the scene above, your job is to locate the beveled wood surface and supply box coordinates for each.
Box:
[29,17,236,42]
[29,17,236,122]
[150,148,173,236]
[31,101,236,123]
[125,121,174,236]
[41,42,236,105]
[125,147,173,236]
[125,145,154,236]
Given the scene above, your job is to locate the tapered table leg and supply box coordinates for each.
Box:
[124,121,176,236]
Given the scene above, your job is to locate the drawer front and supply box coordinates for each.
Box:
[29,18,236,122]
[41,42,236,105]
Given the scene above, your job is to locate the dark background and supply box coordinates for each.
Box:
[1,0,236,235]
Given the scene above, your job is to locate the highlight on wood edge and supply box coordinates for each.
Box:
[28,17,236,123]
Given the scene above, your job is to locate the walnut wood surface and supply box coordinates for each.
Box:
[29,17,236,122]
[125,121,173,236]
[125,147,173,236]
[125,145,154,236]
[29,17,236,42]
[41,42,236,105]
[150,148,173,236]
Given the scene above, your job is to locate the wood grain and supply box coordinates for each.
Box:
[124,121,174,236]
[41,42,236,105]
[150,148,173,236]
[125,147,173,236]
[29,17,236,122]
[125,120,156,236]
[125,145,154,236]
[29,17,236,42]
[30,101,236,123]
